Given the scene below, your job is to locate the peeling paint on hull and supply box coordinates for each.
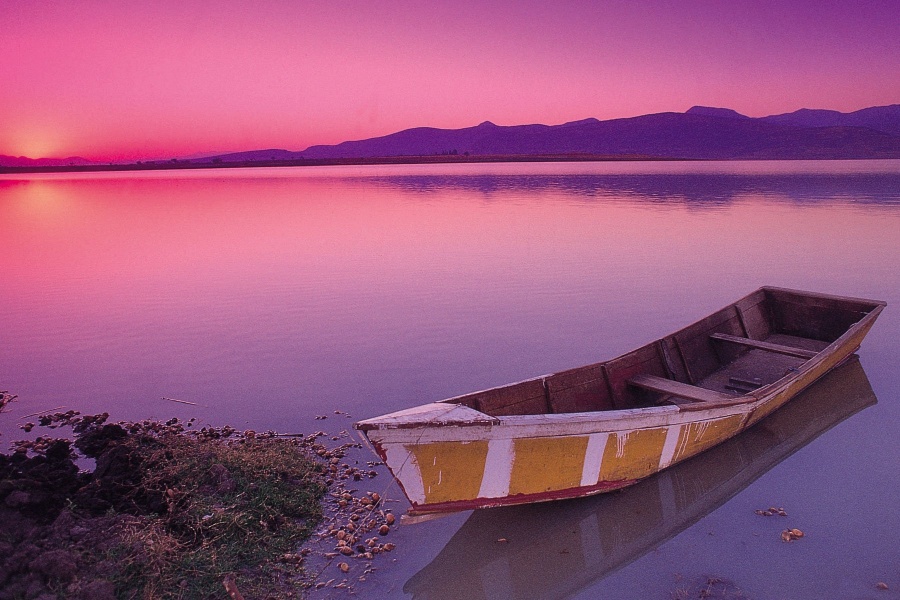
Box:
[368,413,749,514]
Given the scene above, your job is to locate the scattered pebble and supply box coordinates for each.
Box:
[282,418,406,593]
[876,582,889,591]
[338,562,350,573]
[755,506,787,517]
[781,528,804,542]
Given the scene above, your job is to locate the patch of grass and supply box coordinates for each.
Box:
[104,431,327,598]
[3,412,328,599]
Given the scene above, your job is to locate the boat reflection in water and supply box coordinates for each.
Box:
[403,356,876,600]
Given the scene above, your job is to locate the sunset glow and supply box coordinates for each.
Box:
[3,0,899,162]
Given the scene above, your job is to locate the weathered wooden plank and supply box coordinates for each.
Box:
[453,378,549,416]
[627,374,736,403]
[734,304,750,337]
[735,293,771,340]
[545,364,614,413]
[659,337,689,382]
[709,333,818,359]
[673,305,744,383]
[604,344,667,409]
[672,336,695,384]
[655,340,675,378]
[763,286,883,313]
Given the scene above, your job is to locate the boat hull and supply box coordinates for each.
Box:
[356,287,885,514]
[365,404,754,514]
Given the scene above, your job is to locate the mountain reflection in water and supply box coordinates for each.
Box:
[360,172,900,206]
[404,357,876,600]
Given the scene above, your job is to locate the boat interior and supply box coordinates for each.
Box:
[446,287,881,416]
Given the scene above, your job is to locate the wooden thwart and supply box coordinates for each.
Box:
[709,333,818,359]
[627,374,735,403]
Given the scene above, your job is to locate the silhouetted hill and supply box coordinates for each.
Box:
[759,104,900,136]
[685,106,751,120]
[204,149,299,162]
[0,155,95,167]
[289,106,900,161]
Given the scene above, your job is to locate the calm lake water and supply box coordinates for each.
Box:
[2,160,898,599]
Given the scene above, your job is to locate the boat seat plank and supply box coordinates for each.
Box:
[709,333,818,359]
[627,374,736,403]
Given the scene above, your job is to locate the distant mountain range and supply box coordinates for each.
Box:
[205,104,900,163]
[0,155,95,168]
[3,104,900,168]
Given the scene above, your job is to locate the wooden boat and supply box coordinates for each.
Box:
[404,356,877,600]
[355,287,885,515]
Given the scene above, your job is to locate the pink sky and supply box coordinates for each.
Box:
[3,0,899,162]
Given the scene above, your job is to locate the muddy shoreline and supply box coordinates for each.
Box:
[0,408,396,599]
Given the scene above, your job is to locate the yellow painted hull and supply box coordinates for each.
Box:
[356,287,885,514]
[368,411,749,513]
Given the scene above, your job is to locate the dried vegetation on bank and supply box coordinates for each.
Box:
[1,408,333,599]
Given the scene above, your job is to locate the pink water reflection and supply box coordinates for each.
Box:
[1,164,899,431]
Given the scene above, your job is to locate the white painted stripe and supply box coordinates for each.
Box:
[384,444,426,505]
[580,432,610,487]
[658,424,681,469]
[615,431,630,458]
[477,438,515,499]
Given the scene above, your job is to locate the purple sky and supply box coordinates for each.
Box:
[2,0,898,161]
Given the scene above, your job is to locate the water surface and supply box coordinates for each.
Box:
[1,160,898,598]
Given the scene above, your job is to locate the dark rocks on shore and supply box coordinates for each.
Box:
[0,440,82,522]
[0,424,132,598]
